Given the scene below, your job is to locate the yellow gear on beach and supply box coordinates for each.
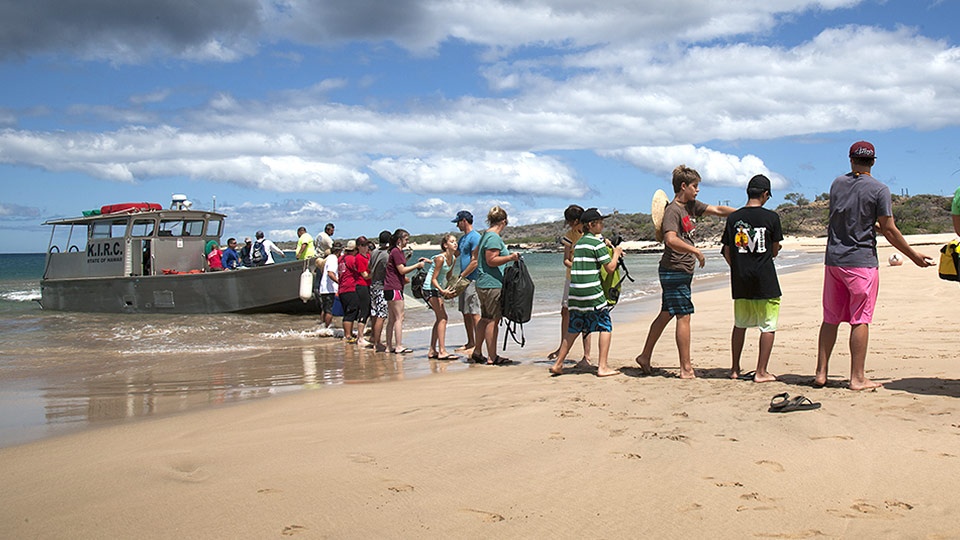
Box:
[939,239,960,282]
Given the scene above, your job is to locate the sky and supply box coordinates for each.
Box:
[2,0,960,253]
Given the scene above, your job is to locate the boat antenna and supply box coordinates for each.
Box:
[213,195,216,212]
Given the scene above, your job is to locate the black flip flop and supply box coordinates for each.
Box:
[737,370,756,381]
[768,392,790,412]
[770,394,821,413]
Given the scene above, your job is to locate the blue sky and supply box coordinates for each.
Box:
[2,0,960,253]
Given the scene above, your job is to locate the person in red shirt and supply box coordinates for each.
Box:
[350,236,373,348]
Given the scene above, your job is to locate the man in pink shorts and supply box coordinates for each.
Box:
[815,141,934,390]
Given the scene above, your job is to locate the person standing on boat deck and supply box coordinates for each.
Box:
[315,223,335,257]
[296,227,315,260]
[221,238,241,270]
[239,237,254,267]
[317,241,342,329]
[205,240,224,271]
[452,210,481,355]
[368,230,392,352]
[256,231,285,265]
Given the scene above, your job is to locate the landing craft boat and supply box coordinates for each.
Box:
[40,195,318,314]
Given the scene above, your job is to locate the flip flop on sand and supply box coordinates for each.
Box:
[470,353,487,364]
[769,394,821,413]
[438,353,459,360]
[768,392,790,412]
[486,356,512,366]
[392,347,413,354]
[736,370,756,381]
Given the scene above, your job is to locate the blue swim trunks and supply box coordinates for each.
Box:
[568,309,613,335]
[659,268,694,316]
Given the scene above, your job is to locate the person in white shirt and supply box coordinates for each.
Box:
[255,230,286,265]
[315,222,335,257]
[317,242,342,328]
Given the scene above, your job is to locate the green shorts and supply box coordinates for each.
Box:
[734,298,781,333]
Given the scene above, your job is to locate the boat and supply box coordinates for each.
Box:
[40,195,318,314]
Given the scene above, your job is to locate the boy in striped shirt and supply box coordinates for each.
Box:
[549,208,623,377]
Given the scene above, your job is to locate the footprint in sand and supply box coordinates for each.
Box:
[557,410,581,418]
[809,435,853,441]
[755,460,785,472]
[387,484,415,493]
[348,453,377,464]
[281,525,307,536]
[827,499,912,519]
[548,432,565,440]
[754,530,827,538]
[166,460,210,483]
[257,488,282,495]
[461,508,505,522]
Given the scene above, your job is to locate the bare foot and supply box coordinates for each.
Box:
[728,370,741,380]
[849,378,883,391]
[549,366,564,375]
[635,354,653,375]
[753,372,778,383]
[812,374,828,388]
[597,368,621,377]
[678,369,697,379]
[454,344,471,353]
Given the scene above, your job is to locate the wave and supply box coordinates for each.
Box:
[0,289,41,302]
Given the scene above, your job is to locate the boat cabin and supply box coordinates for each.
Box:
[43,198,225,280]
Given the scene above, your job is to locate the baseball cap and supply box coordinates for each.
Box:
[849,141,876,159]
[244,236,252,243]
[345,240,357,251]
[451,210,473,224]
[580,207,605,223]
[747,174,772,196]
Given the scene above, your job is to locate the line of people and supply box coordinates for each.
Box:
[304,207,521,366]
[548,141,934,391]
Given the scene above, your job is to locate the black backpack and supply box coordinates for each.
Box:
[410,267,427,301]
[500,255,535,348]
[251,240,266,266]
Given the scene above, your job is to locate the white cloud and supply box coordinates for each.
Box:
[370,152,587,197]
[602,145,789,189]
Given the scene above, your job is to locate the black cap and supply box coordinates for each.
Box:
[452,210,473,224]
[580,207,605,223]
[747,175,772,197]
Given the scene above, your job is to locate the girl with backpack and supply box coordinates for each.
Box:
[472,206,519,365]
[423,234,458,360]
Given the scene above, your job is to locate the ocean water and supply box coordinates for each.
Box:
[0,248,822,447]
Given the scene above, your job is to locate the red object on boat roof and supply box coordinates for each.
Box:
[100,202,162,215]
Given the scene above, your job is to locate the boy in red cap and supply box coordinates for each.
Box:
[815,141,934,390]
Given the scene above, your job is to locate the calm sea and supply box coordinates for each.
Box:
[0,248,821,447]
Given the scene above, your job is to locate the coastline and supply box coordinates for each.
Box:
[2,234,960,537]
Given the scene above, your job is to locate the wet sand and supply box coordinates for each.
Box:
[3,236,960,537]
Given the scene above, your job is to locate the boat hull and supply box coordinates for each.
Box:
[40,260,319,314]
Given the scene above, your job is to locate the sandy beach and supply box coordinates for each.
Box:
[3,237,960,538]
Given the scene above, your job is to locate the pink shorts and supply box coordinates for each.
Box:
[822,266,879,325]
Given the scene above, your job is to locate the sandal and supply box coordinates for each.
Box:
[392,347,413,354]
[439,353,459,360]
[770,395,821,413]
[487,356,512,366]
[470,353,487,364]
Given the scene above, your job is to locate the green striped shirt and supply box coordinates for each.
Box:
[568,233,610,311]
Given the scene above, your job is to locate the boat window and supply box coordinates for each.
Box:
[207,219,222,237]
[90,219,128,239]
[131,219,156,237]
[158,220,183,237]
[182,220,204,237]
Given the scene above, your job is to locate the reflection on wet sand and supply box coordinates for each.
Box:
[34,343,470,435]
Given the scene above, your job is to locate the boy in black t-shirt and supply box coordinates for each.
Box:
[721,175,783,383]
